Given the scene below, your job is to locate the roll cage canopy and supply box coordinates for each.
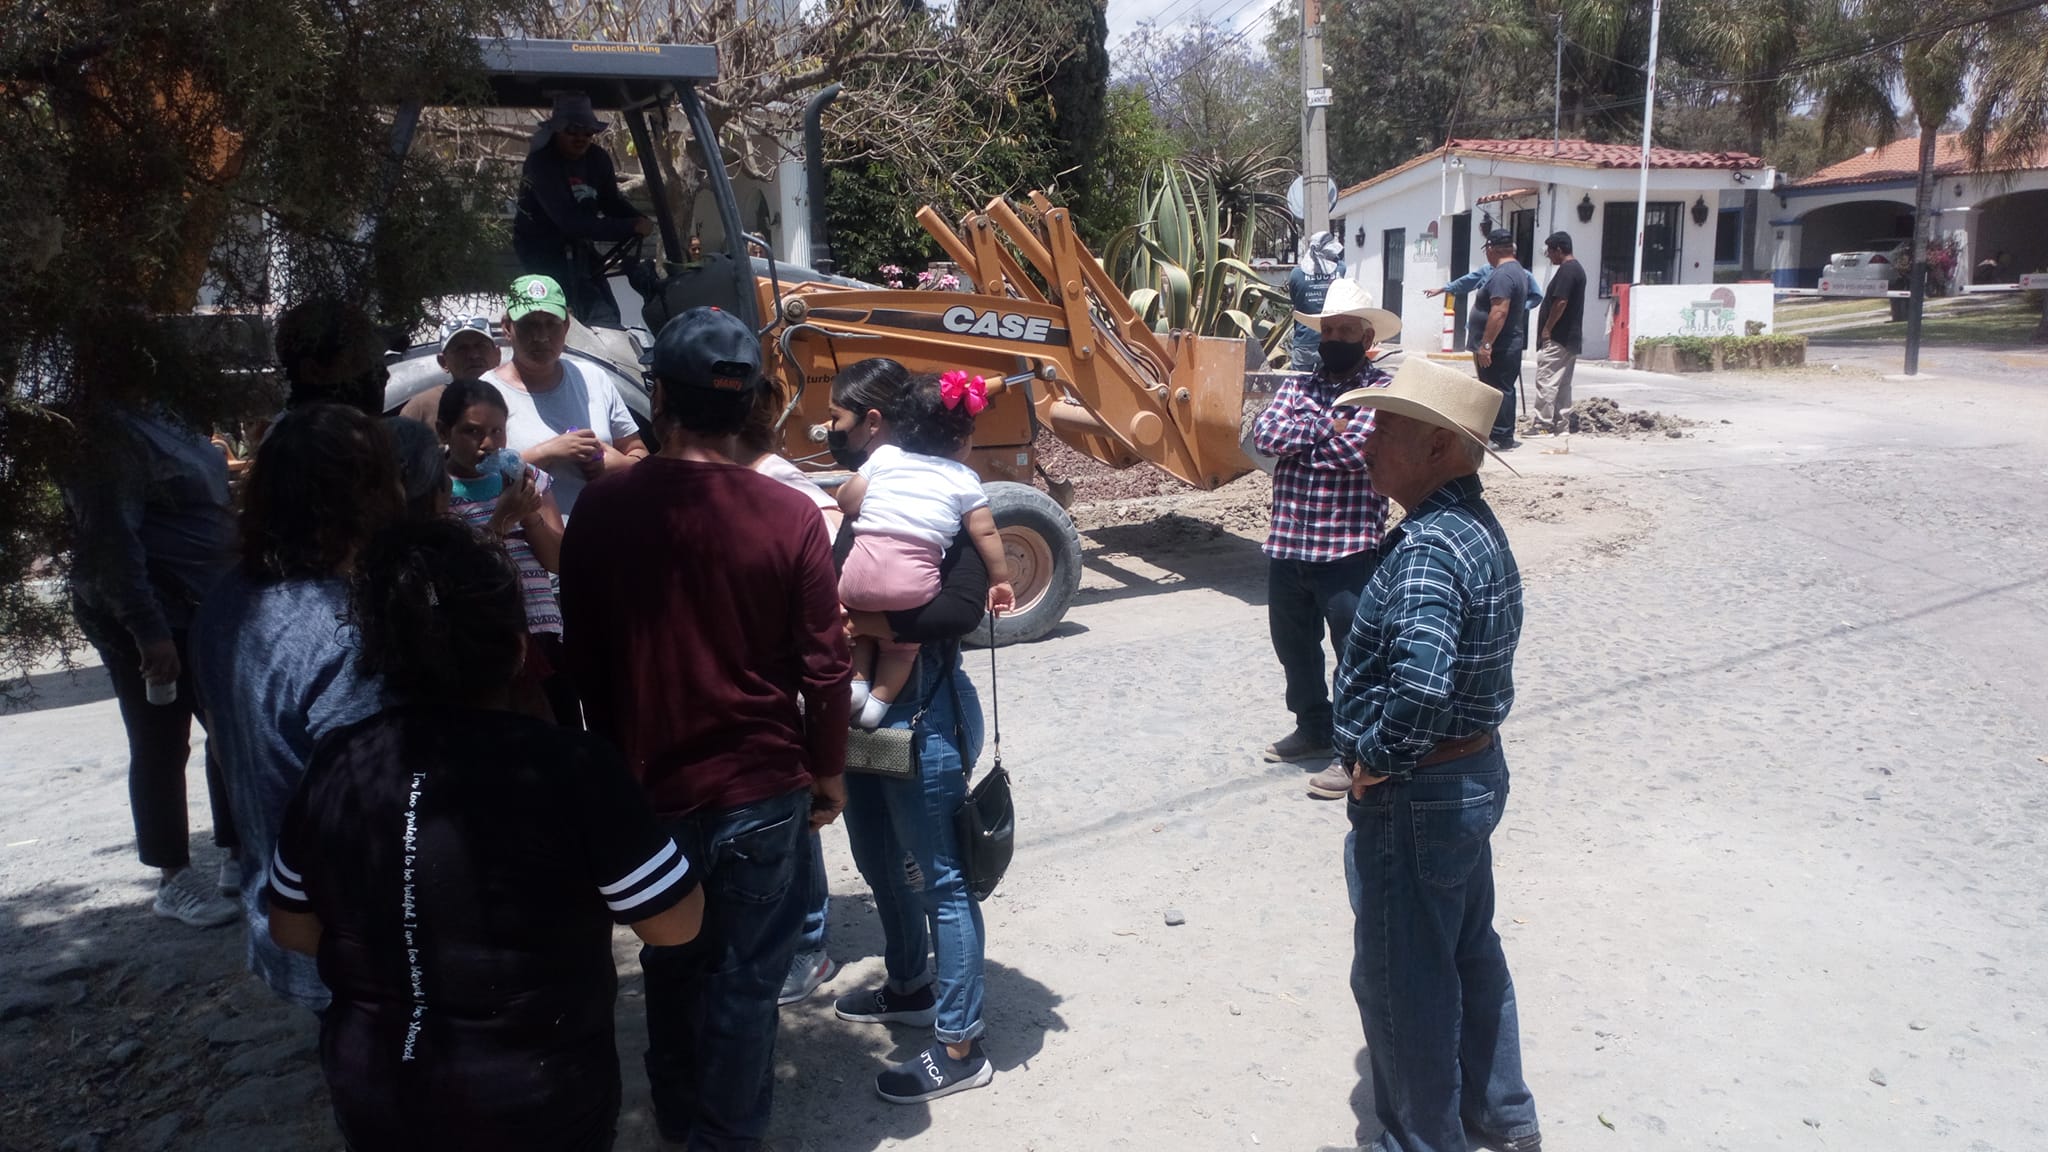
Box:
[386,37,757,329]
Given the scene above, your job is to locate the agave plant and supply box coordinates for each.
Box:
[1102,160,1293,365]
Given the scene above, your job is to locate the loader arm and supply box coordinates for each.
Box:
[767,194,1255,492]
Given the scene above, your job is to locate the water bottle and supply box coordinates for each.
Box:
[485,449,525,488]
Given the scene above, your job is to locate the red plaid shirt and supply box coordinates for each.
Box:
[1252,362,1391,563]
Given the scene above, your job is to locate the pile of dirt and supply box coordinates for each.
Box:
[1567,396,1697,437]
[1033,428,1192,504]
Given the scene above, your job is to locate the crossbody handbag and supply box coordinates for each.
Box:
[841,647,956,781]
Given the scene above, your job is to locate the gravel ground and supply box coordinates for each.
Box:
[5,346,2048,1151]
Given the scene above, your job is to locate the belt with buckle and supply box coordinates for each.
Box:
[1417,729,1495,767]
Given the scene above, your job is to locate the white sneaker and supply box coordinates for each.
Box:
[154,868,240,928]
[218,856,241,897]
[779,951,838,1006]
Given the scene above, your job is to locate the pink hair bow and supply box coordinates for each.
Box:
[939,370,989,416]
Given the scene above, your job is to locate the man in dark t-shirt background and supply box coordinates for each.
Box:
[1469,227,1529,449]
[560,306,851,1148]
[1535,230,1588,435]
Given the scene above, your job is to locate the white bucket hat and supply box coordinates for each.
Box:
[1293,278,1402,342]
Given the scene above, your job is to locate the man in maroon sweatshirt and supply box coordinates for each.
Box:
[560,305,850,1149]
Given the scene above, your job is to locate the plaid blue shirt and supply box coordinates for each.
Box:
[1252,362,1391,562]
[1332,474,1523,777]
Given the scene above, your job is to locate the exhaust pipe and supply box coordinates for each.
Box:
[803,84,842,276]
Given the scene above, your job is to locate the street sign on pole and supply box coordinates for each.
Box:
[1306,88,1333,107]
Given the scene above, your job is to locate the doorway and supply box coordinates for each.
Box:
[1450,211,1472,348]
[1510,208,1536,269]
[1382,228,1406,326]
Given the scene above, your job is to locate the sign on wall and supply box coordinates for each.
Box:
[1628,283,1775,339]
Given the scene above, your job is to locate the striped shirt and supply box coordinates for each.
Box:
[1252,362,1391,563]
[1333,474,1523,777]
[450,466,561,635]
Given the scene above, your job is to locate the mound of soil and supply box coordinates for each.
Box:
[1033,429,1193,503]
[1565,396,1697,437]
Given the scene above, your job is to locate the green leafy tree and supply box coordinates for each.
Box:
[0,0,530,690]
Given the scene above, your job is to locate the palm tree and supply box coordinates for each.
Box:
[1813,0,1973,371]
[1960,1,2048,343]
[1689,0,1811,278]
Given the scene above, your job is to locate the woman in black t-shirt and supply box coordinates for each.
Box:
[266,520,702,1152]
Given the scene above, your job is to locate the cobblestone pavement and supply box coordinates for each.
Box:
[5,347,2046,1151]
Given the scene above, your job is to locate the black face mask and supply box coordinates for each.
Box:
[1318,338,1367,377]
[826,428,869,470]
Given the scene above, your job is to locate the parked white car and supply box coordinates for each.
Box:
[1823,243,1910,282]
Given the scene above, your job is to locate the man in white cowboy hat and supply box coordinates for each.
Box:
[1324,355,1542,1152]
[1250,279,1401,792]
[514,92,654,328]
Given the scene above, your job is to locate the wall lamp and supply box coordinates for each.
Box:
[1576,194,1595,223]
[1691,195,1710,225]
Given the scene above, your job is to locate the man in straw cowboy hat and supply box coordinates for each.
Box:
[1323,355,1541,1152]
[514,92,655,327]
[1251,280,1401,789]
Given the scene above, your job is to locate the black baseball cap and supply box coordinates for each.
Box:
[1485,227,1516,248]
[649,306,761,392]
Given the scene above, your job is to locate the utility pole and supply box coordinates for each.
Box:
[1552,12,1563,156]
[1302,0,1331,241]
[1630,0,1663,286]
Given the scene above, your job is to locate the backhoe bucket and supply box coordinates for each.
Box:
[1167,333,1256,491]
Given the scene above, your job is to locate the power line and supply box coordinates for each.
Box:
[1137,0,1274,96]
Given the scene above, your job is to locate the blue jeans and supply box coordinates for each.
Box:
[640,787,809,1151]
[1346,742,1538,1152]
[1475,341,1524,444]
[1269,553,1376,744]
[798,829,829,955]
[843,651,988,1045]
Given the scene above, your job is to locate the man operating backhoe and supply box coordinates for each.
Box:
[513,93,654,328]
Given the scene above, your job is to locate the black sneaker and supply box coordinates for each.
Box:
[875,1041,994,1104]
[833,984,937,1027]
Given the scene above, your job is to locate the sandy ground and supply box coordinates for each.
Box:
[5,339,2048,1152]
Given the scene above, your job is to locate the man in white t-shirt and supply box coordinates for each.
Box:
[491,274,647,516]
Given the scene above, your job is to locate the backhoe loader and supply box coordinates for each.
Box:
[379,38,1261,644]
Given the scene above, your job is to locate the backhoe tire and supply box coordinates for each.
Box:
[979,481,1082,647]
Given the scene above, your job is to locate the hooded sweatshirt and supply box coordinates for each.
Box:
[1288,231,1348,359]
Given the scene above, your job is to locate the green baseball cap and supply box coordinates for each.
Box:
[506,274,568,321]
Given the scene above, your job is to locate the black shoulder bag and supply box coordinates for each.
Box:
[955,617,1014,902]
[841,629,1014,901]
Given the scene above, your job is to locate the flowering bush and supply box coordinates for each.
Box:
[917,269,962,291]
[877,263,906,289]
[1898,238,1960,296]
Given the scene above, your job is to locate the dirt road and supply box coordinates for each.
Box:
[5,345,2047,1151]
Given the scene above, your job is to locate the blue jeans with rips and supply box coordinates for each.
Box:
[1346,741,1539,1152]
[640,787,809,1151]
[843,650,988,1046]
